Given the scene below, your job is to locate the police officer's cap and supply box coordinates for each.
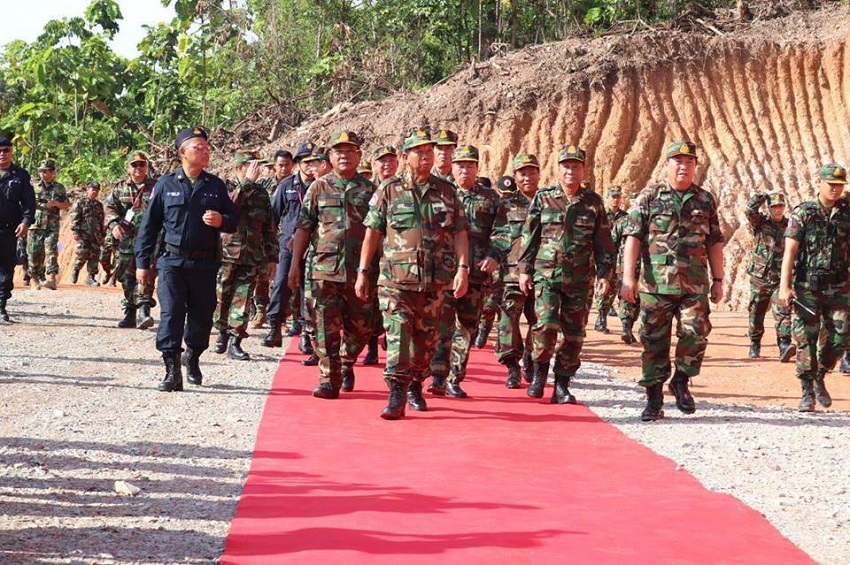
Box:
[512,153,540,171]
[293,142,316,162]
[665,141,698,160]
[498,175,517,194]
[372,145,398,160]
[175,126,209,150]
[558,145,586,164]
[452,145,479,163]
[127,151,149,165]
[0,137,11,147]
[38,159,56,171]
[819,163,848,185]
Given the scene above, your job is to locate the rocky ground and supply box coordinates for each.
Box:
[1,286,848,564]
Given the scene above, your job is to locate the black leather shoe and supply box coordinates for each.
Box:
[341,369,355,392]
[312,382,340,399]
[71,268,79,284]
[778,339,796,363]
[798,379,816,412]
[159,353,184,392]
[214,330,228,354]
[527,362,547,398]
[117,307,136,329]
[551,375,577,404]
[522,351,533,383]
[137,304,154,330]
[621,321,636,345]
[427,375,447,396]
[0,302,9,323]
[381,380,407,420]
[641,383,664,421]
[446,381,468,398]
[505,360,521,389]
[299,333,314,354]
[407,381,428,411]
[668,372,696,414]
[840,351,850,373]
[473,323,491,349]
[748,340,761,359]
[261,323,282,348]
[813,376,832,408]
[183,348,203,386]
[594,311,608,333]
[301,353,319,366]
[227,336,250,361]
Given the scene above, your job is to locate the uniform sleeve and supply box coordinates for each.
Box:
[593,199,617,280]
[217,181,238,233]
[516,193,543,275]
[55,183,69,204]
[19,170,36,226]
[745,193,769,232]
[706,192,725,246]
[104,185,123,228]
[364,183,388,234]
[622,189,651,240]
[489,198,511,260]
[262,194,280,261]
[134,179,166,269]
[69,199,82,230]
[453,191,469,234]
[785,205,807,242]
[294,182,320,232]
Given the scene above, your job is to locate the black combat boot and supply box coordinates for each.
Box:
[778,337,796,363]
[668,371,696,414]
[312,381,340,399]
[427,375,447,396]
[261,322,282,347]
[136,304,154,330]
[86,274,99,287]
[640,383,664,421]
[406,381,428,411]
[446,379,468,398]
[813,372,832,408]
[622,320,636,345]
[214,330,229,354]
[227,335,250,361]
[381,380,407,420]
[159,352,184,392]
[841,351,850,374]
[299,332,314,354]
[341,368,355,392]
[551,375,577,404]
[798,379,816,412]
[286,319,302,337]
[71,267,80,284]
[527,362,548,399]
[0,300,9,323]
[594,310,608,333]
[505,358,521,389]
[474,318,493,349]
[183,348,203,385]
[117,307,136,328]
[362,335,379,365]
[301,353,319,366]
[522,350,533,383]
[748,339,761,359]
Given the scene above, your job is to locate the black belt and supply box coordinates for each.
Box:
[165,243,216,260]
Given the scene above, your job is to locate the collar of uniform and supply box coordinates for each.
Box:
[662,180,696,195]
[177,167,208,183]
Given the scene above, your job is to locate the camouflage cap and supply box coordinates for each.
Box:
[452,144,479,163]
[293,141,316,162]
[174,126,208,150]
[302,146,330,163]
[558,145,586,163]
[767,192,786,206]
[665,141,698,160]
[607,185,623,197]
[328,130,362,149]
[38,158,56,170]
[497,175,517,194]
[88,181,101,190]
[402,128,434,152]
[819,163,848,184]
[372,145,398,160]
[433,129,459,146]
[357,160,372,174]
[512,153,540,171]
[234,149,267,165]
[127,151,149,165]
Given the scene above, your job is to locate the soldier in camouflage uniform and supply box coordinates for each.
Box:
[473,175,504,349]
[69,181,105,286]
[608,186,641,345]
[27,159,70,290]
[593,186,628,333]
[106,151,157,329]
[213,151,278,360]
[428,145,505,399]
[622,141,725,421]
[518,146,616,404]
[745,190,794,361]
[778,164,850,412]
[356,128,469,419]
[431,129,457,183]
[288,131,376,398]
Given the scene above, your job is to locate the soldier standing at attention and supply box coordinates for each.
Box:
[778,164,850,412]
[518,146,615,404]
[356,128,469,419]
[213,151,278,361]
[745,190,794,361]
[135,127,237,392]
[27,159,69,290]
[621,141,725,421]
[288,131,376,399]
[106,152,158,329]
[69,181,105,286]
[431,129,458,182]
[593,186,628,334]
[429,145,505,399]
[0,136,35,322]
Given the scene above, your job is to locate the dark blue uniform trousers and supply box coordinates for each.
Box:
[267,244,306,325]
[156,261,218,354]
[0,233,17,302]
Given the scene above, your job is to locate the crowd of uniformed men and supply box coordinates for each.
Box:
[1,129,849,419]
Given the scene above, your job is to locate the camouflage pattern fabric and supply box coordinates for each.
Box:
[748,280,791,342]
[214,262,258,336]
[27,179,69,277]
[593,208,628,313]
[792,287,850,379]
[378,286,444,385]
[611,208,641,327]
[30,179,68,231]
[99,232,115,277]
[477,271,502,346]
[745,193,787,286]
[69,195,105,277]
[496,283,536,363]
[252,264,273,307]
[530,283,593,376]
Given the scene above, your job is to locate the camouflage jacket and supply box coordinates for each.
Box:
[457,182,507,285]
[517,185,615,288]
[31,180,69,231]
[623,181,724,295]
[786,197,850,290]
[608,208,634,277]
[431,166,454,184]
[364,171,468,291]
[105,177,156,254]
[258,176,279,196]
[220,179,278,266]
[295,171,375,283]
[745,193,787,285]
[492,191,533,284]
[69,196,105,244]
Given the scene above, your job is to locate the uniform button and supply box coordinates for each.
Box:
[178,175,184,180]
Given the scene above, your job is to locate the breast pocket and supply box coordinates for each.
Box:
[540,208,563,239]
[386,249,421,284]
[689,210,709,235]
[650,213,673,234]
[3,181,22,202]
[571,214,596,243]
[389,210,418,231]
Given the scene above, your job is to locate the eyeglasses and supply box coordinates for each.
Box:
[0,148,11,154]
[130,163,147,168]
[185,144,210,152]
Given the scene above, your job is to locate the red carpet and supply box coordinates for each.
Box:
[221,341,814,564]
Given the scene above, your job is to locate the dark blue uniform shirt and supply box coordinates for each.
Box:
[0,165,35,234]
[271,172,311,244]
[135,167,237,269]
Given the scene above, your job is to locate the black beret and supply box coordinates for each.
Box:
[175,126,209,150]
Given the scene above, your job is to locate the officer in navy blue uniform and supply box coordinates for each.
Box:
[262,141,316,351]
[135,127,238,392]
[0,136,36,322]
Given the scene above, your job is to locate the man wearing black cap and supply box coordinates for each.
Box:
[262,142,316,353]
[27,159,69,290]
[0,137,36,322]
[135,127,237,392]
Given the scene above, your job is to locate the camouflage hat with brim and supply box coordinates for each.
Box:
[767,192,787,206]
[452,144,479,163]
[819,163,848,184]
[38,158,56,170]
[607,185,623,197]
[433,129,458,146]
[512,153,540,171]
[497,175,517,193]
[402,128,434,152]
[372,145,398,160]
[665,141,698,160]
[127,151,149,165]
[557,145,586,163]
[328,131,362,149]
[234,149,267,165]
[175,126,209,150]
[357,160,372,174]
[302,146,330,163]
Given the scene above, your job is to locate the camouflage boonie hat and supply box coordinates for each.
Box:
[819,163,848,184]
[607,185,623,197]
[372,145,398,160]
[38,158,56,170]
[127,151,149,165]
[452,145,479,163]
[433,129,459,146]
[512,153,540,170]
[234,149,267,165]
[767,192,786,206]
[402,128,434,152]
[666,141,698,160]
[328,130,361,149]
[557,145,586,163]
[497,175,517,193]
[357,160,372,174]
[302,146,330,163]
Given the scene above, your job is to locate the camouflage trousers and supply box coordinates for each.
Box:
[27,228,59,278]
[252,263,274,308]
[593,271,620,313]
[379,286,443,386]
[72,238,101,277]
[747,280,791,342]
[307,279,375,386]
[791,285,850,380]
[531,282,592,378]
[99,233,115,276]
[638,293,711,387]
[115,252,155,309]
[431,283,486,383]
[496,282,536,364]
[214,262,258,336]
[478,275,503,336]
[618,285,640,326]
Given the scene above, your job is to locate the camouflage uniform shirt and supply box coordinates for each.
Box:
[745,193,787,286]
[69,195,105,244]
[105,177,156,254]
[31,180,68,231]
[221,179,278,266]
[492,191,532,284]
[785,197,850,290]
[457,182,507,285]
[608,208,631,277]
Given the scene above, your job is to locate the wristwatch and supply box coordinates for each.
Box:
[712,277,723,283]
[357,267,369,274]
[458,264,470,270]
